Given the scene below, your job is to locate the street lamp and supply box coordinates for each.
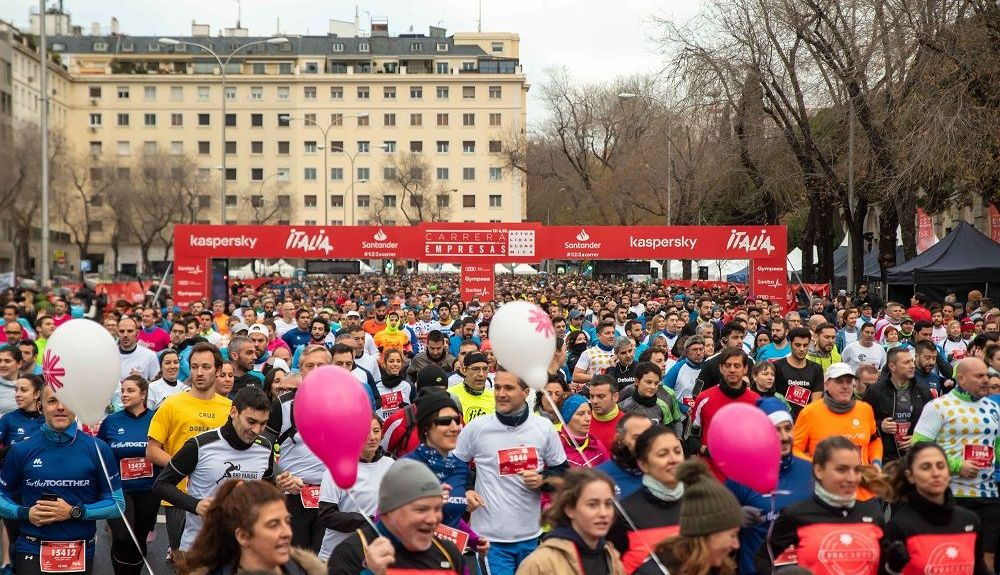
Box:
[159,36,289,224]
[324,142,389,226]
[279,112,369,224]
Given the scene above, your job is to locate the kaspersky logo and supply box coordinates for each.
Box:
[565,228,601,250]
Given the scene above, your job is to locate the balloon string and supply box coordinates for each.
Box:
[94,439,157,575]
[543,389,670,575]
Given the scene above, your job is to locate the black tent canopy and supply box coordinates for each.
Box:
[886,221,1000,300]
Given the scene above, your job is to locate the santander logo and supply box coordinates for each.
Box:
[373,229,388,242]
[565,228,601,250]
[363,228,399,250]
[576,229,590,242]
[285,228,333,255]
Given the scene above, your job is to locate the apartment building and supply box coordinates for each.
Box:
[27,15,527,275]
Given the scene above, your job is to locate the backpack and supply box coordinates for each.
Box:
[387,403,419,458]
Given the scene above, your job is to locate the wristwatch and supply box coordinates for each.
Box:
[69,506,83,520]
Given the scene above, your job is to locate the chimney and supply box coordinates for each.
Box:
[110,17,119,35]
[90,22,100,36]
[191,21,211,36]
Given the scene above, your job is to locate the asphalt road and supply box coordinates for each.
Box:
[93,512,174,575]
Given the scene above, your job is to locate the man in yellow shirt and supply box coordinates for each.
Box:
[146,342,232,561]
[448,352,495,422]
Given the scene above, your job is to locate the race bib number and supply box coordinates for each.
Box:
[497,446,538,476]
[300,485,321,509]
[435,524,470,553]
[119,457,153,480]
[964,444,994,468]
[786,384,811,407]
[381,391,403,411]
[774,545,799,566]
[895,421,911,441]
[683,396,696,410]
[40,540,85,573]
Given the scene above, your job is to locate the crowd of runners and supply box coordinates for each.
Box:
[0,274,997,575]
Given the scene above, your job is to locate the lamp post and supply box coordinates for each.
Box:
[159,36,288,224]
[328,143,389,226]
[279,113,369,224]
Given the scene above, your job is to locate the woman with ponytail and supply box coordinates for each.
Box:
[881,442,989,575]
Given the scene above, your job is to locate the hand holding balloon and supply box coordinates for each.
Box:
[488,301,556,391]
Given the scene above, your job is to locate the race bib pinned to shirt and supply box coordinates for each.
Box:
[786,384,811,407]
[119,457,153,481]
[497,446,538,476]
[964,444,994,468]
[381,391,404,412]
[300,485,321,509]
[40,540,85,573]
[434,524,470,553]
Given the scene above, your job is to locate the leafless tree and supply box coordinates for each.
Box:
[378,152,452,224]
[56,154,121,277]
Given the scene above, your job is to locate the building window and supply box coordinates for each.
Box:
[170,141,183,155]
[462,62,476,71]
[330,168,344,180]
[330,140,344,152]
[251,141,264,154]
[251,113,263,127]
[115,86,128,99]
[463,195,476,208]
[277,168,290,182]
[278,141,290,154]
[383,141,397,153]
[277,115,290,127]
[225,195,238,206]
[383,167,397,180]
[171,113,183,126]
[304,62,319,74]
[224,86,236,100]
[304,86,317,99]
[384,86,396,99]
[410,86,423,99]
[170,86,183,101]
[436,62,449,74]
[144,86,156,100]
[489,194,502,207]
[89,141,102,155]
[225,141,237,154]
[278,63,293,74]
[198,195,212,208]
[359,42,370,52]
[305,113,316,124]
[491,41,504,52]
[304,141,318,154]
[462,86,475,99]
[358,141,370,153]
[489,113,502,126]
[332,42,345,52]
[436,113,449,127]
[330,195,344,207]
[410,141,423,153]
[304,167,317,181]
[329,86,344,99]
[489,86,502,99]
[404,113,421,127]
[384,113,396,127]
[251,168,264,181]
[277,86,289,100]
[436,141,449,153]
[225,113,236,127]
[198,141,210,155]
[197,86,210,101]
[142,113,156,127]
[490,167,503,181]
[437,194,450,208]
[117,141,130,156]
[410,42,423,52]
[357,167,370,180]
[436,167,449,180]
[357,86,370,99]
[225,168,237,181]
[357,195,370,208]
[463,141,475,153]
[357,115,370,127]
[462,113,475,126]
[249,195,264,207]
[304,195,317,207]
[116,113,129,127]
[250,86,263,100]
[89,113,102,127]
[489,140,502,153]
[331,113,343,126]
[273,195,288,207]
[89,86,102,98]
[436,86,449,99]
[198,113,210,126]
[463,167,475,181]
[384,195,397,207]
[436,42,449,52]
[251,62,266,74]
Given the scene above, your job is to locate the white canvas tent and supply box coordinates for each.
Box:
[229,263,255,279]
[512,264,538,275]
[263,259,295,276]
[494,263,512,274]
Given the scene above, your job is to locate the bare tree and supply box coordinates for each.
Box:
[56,154,123,276]
[127,152,185,273]
[235,177,292,225]
[378,152,452,224]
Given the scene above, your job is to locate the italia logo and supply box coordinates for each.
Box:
[817,531,879,575]
[285,228,333,255]
[726,228,776,255]
[42,350,66,391]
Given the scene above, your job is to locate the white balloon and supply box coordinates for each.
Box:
[489,300,556,391]
[41,318,121,425]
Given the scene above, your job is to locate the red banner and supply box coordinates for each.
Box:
[991,204,1000,243]
[175,225,417,260]
[174,257,210,306]
[540,226,786,260]
[916,208,936,253]
[460,264,495,303]
[420,223,540,263]
[750,258,787,302]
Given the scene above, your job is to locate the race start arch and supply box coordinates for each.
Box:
[173,223,787,304]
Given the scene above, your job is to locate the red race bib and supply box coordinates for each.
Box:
[119,457,153,481]
[623,526,680,573]
[683,397,696,410]
[434,524,470,553]
[895,421,911,442]
[381,391,403,411]
[964,444,994,468]
[774,545,799,566]
[786,384,811,407]
[497,446,538,476]
[40,540,85,573]
[300,485,321,509]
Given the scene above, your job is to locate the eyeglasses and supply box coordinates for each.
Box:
[432,415,462,427]
[465,366,489,374]
[5,331,20,336]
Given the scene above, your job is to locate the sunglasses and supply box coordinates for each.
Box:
[432,415,462,427]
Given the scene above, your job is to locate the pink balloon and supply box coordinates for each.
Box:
[293,365,372,489]
[706,403,781,493]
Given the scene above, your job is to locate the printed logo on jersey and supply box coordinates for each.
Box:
[923,543,974,575]
[32,458,43,468]
[215,461,259,484]
[816,530,879,575]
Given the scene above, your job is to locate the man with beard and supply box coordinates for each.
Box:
[912,339,946,393]
[772,327,825,418]
[406,330,456,381]
[587,374,623,451]
[806,322,842,371]
[146,342,233,562]
[604,337,639,391]
[862,347,930,464]
[662,335,707,412]
[280,308,313,349]
[690,348,761,468]
[754,318,791,363]
[681,297,721,342]
[653,311,683,353]
[727,398,813,575]
[698,323,749,391]
[447,317,480,356]
[595,414,652,498]
[228,336,264,396]
[431,303,458,339]
[363,300,388,337]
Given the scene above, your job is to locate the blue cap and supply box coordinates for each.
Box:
[756,396,792,426]
[559,394,589,425]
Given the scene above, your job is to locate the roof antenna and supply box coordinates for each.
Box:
[235,0,241,29]
[478,0,482,32]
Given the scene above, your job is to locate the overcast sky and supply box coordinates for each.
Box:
[4,0,701,122]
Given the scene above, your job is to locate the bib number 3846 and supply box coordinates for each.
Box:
[497,446,538,476]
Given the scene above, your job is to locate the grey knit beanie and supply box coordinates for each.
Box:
[676,459,743,537]
[378,459,442,513]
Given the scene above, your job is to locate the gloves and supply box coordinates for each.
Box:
[740,505,764,528]
[886,540,910,574]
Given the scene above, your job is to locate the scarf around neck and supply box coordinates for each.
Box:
[497,404,530,427]
[643,474,684,502]
[595,341,614,352]
[823,394,856,414]
[815,482,856,509]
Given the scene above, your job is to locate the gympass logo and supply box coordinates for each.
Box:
[565,228,601,250]
[285,228,333,255]
[727,229,776,255]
